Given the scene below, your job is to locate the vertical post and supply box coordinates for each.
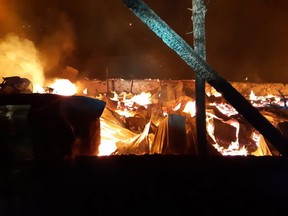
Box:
[192,0,208,156]
[106,68,109,93]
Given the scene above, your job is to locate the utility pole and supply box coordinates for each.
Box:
[191,0,208,156]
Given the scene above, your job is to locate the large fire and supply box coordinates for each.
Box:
[2,73,286,157]
[1,34,286,157]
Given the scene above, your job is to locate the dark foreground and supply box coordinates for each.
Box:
[1,155,288,215]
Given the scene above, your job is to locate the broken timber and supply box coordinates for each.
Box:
[123,0,288,156]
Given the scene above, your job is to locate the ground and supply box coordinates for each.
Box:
[1,155,288,215]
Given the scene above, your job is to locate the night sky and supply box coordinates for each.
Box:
[1,0,288,82]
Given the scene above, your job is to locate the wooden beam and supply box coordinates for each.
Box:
[122,0,288,156]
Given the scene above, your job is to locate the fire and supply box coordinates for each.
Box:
[249,90,283,108]
[48,78,77,96]
[205,112,248,156]
[210,118,248,156]
[99,86,284,157]
[130,92,152,107]
[182,101,196,117]
[0,37,283,158]
[249,90,257,101]
[112,91,153,117]
[33,78,78,95]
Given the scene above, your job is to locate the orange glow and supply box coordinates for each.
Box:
[99,108,140,156]
[47,78,77,96]
[130,92,152,107]
[248,90,282,107]
[0,34,45,88]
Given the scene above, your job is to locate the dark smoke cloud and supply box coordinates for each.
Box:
[1,0,288,82]
[0,0,76,79]
[206,0,288,82]
[37,12,76,78]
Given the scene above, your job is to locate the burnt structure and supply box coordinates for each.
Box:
[123,0,288,156]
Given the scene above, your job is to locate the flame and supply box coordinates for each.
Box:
[48,78,77,96]
[248,90,283,107]
[210,102,238,117]
[206,87,222,97]
[130,92,152,107]
[249,90,257,101]
[205,112,248,156]
[109,91,153,118]
[99,108,141,156]
[182,101,196,117]
[32,78,79,96]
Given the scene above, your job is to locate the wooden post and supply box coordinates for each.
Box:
[106,68,109,93]
[192,0,208,156]
[122,0,288,156]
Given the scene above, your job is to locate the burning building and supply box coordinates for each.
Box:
[2,1,288,215]
[1,76,287,161]
[1,0,288,160]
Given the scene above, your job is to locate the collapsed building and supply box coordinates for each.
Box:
[1,76,288,162]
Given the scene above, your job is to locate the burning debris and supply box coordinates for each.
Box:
[86,79,287,157]
[1,74,288,159]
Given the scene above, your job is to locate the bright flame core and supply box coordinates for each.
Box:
[48,79,77,96]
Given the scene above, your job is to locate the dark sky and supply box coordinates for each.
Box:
[1,0,288,82]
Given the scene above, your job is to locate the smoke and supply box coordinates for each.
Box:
[0,0,77,84]
[206,0,288,83]
[0,33,45,86]
[2,0,288,83]
[0,1,22,37]
[38,12,76,78]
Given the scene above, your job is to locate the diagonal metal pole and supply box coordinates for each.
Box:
[192,0,208,156]
[123,0,288,156]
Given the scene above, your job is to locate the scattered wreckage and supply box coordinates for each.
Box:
[0,76,33,94]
